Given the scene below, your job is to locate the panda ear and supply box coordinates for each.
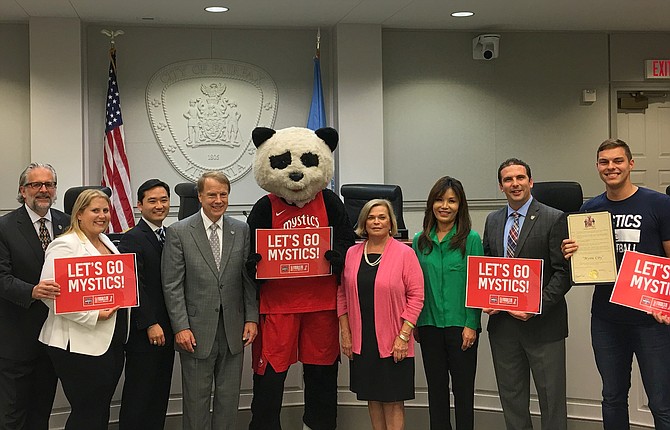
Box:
[252,127,276,148]
[315,127,338,152]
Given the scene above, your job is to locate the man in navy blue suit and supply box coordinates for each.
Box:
[118,179,174,430]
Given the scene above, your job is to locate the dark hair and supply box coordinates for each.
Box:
[597,138,632,161]
[137,179,170,202]
[417,176,472,256]
[497,158,532,184]
[197,171,230,194]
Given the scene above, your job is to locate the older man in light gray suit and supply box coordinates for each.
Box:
[162,171,259,430]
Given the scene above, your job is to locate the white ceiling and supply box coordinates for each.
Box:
[1,0,669,32]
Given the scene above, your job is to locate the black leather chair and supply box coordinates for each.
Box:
[175,182,200,220]
[666,184,670,196]
[531,181,583,213]
[340,184,408,239]
[63,186,112,215]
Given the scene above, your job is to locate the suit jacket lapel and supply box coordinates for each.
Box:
[493,208,507,257]
[189,213,219,276]
[219,216,235,276]
[17,206,46,261]
[138,219,162,253]
[51,210,68,237]
[515,200,540,255]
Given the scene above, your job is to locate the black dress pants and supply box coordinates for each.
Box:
[419,325,478,430]
[47,311,126,430]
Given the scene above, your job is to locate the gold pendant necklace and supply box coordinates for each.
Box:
[364,241,383,266]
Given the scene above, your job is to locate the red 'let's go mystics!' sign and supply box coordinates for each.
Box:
[53,254,138,315]
[465,256,544,314]
[610,251,670,316]
[256,227,332,279]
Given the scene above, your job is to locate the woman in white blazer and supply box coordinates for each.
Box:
[39,189,128,430]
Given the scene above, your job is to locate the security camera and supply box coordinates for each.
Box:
[473,34,500,60]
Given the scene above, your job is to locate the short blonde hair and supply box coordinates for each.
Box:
[197,171,230,194]
[68,189,111,237]
[354,199,398,238]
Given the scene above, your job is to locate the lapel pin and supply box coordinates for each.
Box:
[231,230,235,235]
[530,215,536,220]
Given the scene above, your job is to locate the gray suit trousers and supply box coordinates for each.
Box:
[180,311,243,430]
[489,334,567,430]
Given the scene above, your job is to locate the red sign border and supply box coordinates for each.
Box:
[53,253,138,315]
[255,227,333,280]
[465,255,544,314]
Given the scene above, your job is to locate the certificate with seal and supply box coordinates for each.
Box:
[567,211,617,284]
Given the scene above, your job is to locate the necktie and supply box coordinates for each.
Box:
[209,224,221,269]
[156,227,166,246]
[38,218,51,251]
[506,212,520,258]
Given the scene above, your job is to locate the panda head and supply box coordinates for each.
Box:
[252,126,338,207]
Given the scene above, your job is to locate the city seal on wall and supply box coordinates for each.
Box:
[146,59,278,182]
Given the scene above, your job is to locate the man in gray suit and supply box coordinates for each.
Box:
[162,171,259,430]
[482,158,571,430]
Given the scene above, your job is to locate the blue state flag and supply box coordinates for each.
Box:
[307,57,326,130]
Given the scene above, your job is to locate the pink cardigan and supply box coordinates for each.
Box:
[337,238,424,358]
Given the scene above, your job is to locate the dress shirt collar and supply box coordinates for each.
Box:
[200,208,223,231]
[506,196,533,219]
[25,204,52,224]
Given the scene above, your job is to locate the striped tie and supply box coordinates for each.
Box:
[506,212,520,258]
[156,227,165,246]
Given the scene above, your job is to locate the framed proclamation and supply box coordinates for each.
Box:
[567,211,617,284]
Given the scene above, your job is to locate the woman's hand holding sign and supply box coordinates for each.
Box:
[97,306,120,321]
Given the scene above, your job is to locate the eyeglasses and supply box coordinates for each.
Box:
[24,182,57,190]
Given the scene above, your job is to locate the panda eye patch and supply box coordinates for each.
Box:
[270,151,292,170]
[301,152,319,168]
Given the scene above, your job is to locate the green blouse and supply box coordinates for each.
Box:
[412,225,484,330]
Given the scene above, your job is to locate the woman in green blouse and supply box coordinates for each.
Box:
[413,176,483,430]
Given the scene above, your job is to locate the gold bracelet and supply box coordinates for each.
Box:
[398,332,410,342]
[404,320,415,329]
[400,330,411,336]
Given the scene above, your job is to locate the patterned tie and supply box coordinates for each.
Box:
[506,212,520,258]
[38,218,51,251]
[209,224,221,269]
[156,227,165,246]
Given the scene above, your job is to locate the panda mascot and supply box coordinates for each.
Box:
[246,126,355,430]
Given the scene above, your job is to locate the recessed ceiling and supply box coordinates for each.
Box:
[1,0,669,31]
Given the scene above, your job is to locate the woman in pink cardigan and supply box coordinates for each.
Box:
[338,199,424,430]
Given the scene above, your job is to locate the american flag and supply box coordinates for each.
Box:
[102,48,135,233]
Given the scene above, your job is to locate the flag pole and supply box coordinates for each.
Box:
[315,28,321,59]
[100,29,125,72]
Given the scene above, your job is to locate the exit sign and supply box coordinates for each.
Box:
[645,60,670,79]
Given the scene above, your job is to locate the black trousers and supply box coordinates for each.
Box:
[48,311,126,430]
[419,325,478,430]
[0,348,57,430]
[249,360,338,430]
[119,348,175,430]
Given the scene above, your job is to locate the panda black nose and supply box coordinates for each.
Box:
[289,172,304,182]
